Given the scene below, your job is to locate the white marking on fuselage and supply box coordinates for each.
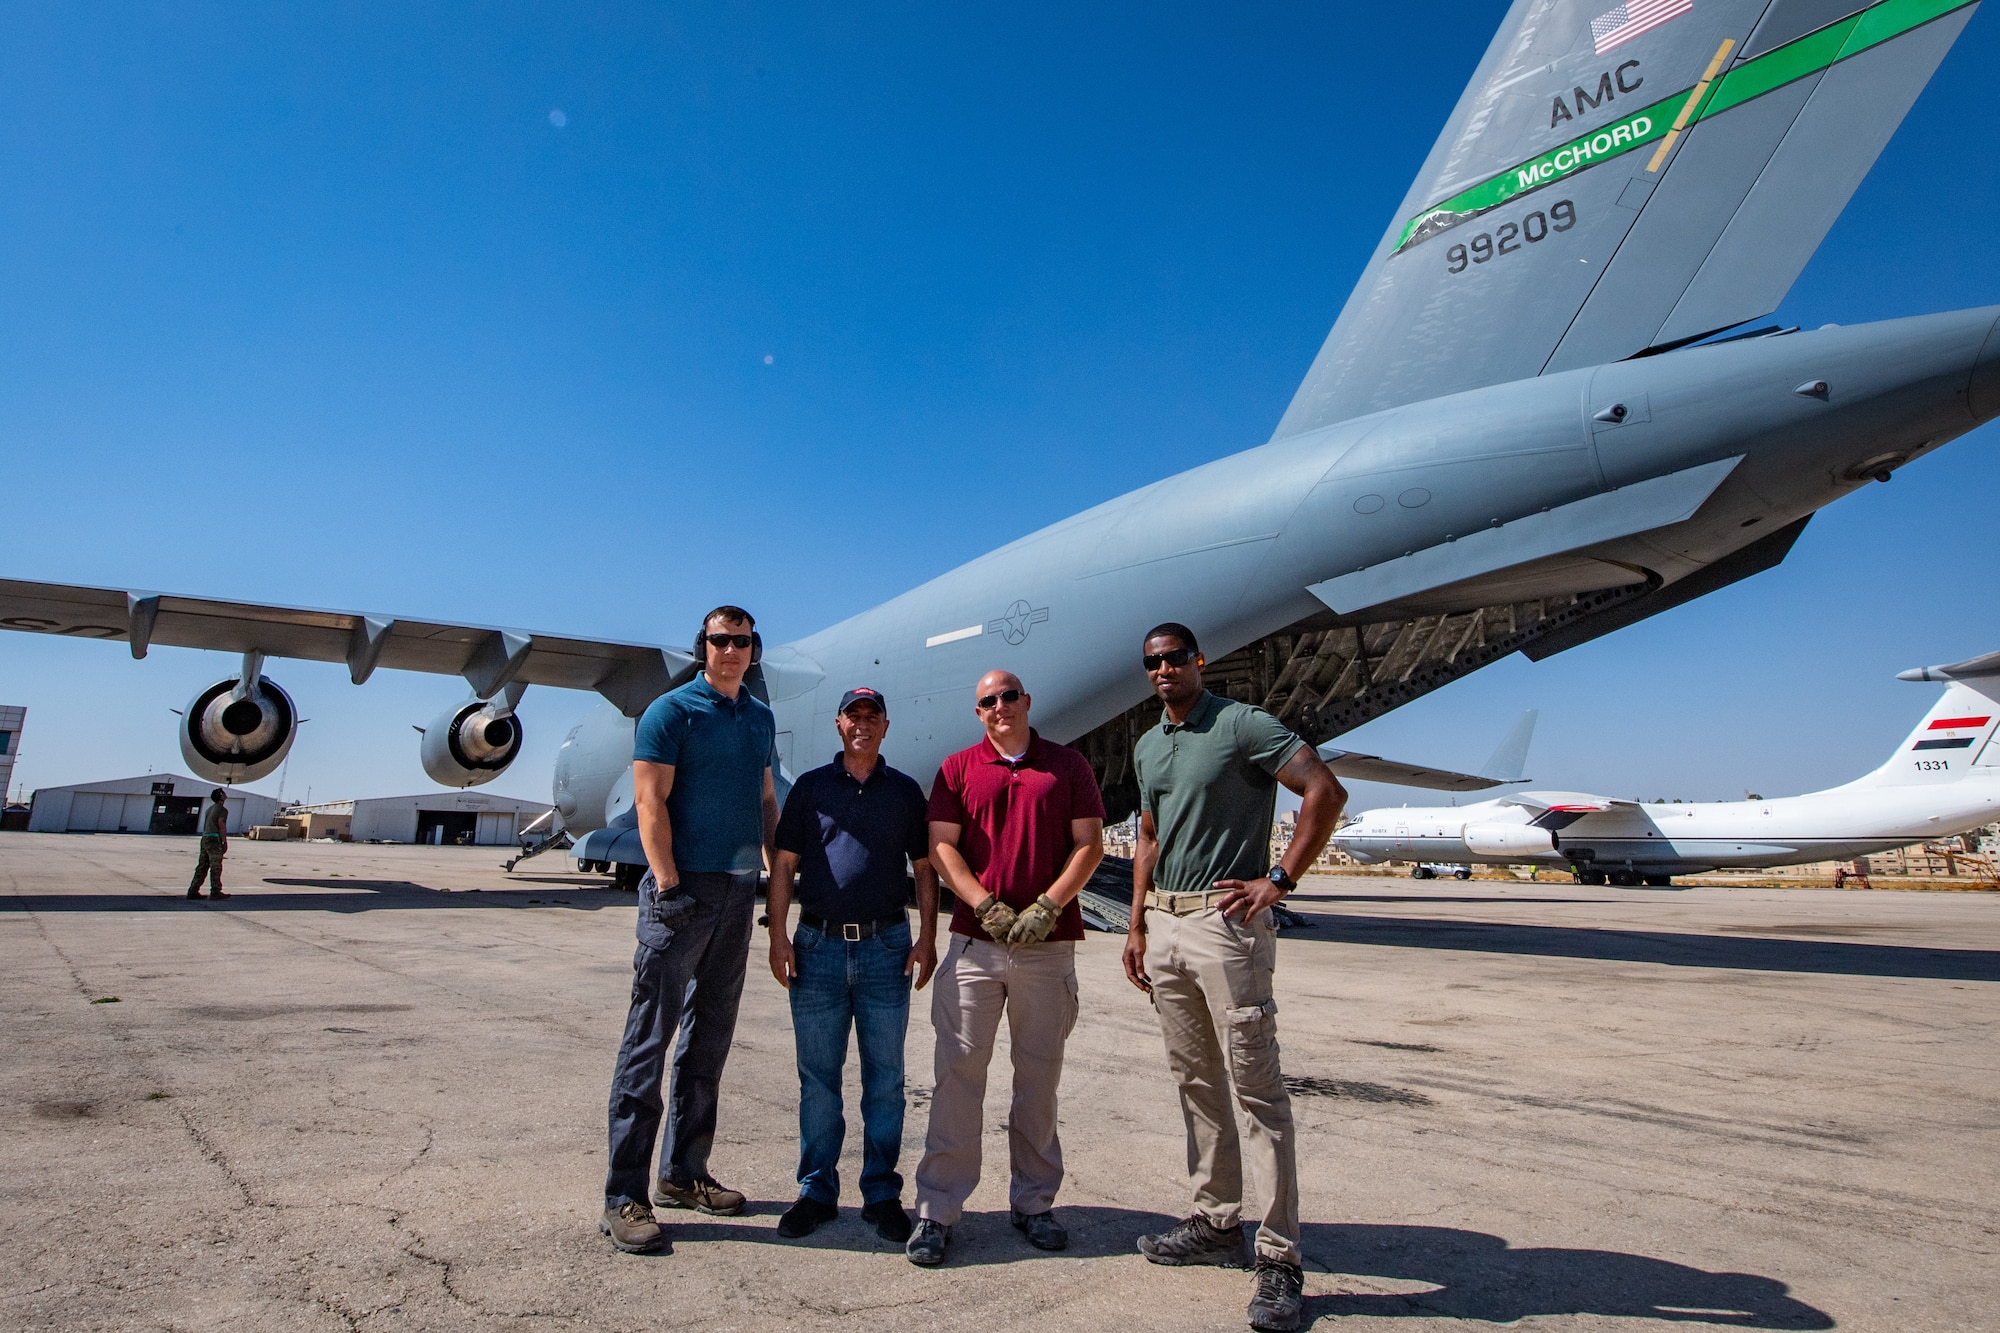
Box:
[925,624,983,648]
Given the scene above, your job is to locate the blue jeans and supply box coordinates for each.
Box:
[604,869,757,1209]
[790,917,913,1206]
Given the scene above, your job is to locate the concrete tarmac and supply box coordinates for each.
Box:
[3,832,1996,1331]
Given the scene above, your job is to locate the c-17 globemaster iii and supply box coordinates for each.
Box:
[2,0,1995,877]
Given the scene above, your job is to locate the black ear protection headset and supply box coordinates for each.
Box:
[693,626,763,665]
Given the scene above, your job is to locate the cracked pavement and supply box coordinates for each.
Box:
[3,834,1996,1330]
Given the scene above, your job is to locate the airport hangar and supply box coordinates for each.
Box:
[25,774,279,835]
[286,791,551,845]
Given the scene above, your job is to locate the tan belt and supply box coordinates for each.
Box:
[1145,888,1233,916]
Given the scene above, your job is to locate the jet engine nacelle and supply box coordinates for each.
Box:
[180,675,298,785]
[1462,823,1556,857]
[421,697,525,788]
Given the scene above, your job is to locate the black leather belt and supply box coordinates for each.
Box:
[798,910,905,941]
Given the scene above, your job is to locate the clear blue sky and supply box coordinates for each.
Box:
[3,3,1996,812]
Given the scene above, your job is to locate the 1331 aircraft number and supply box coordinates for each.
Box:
[1446,200,1576,274]
[1913,759,1952,772]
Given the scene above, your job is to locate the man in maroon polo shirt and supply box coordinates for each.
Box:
[905,669,1105,1267]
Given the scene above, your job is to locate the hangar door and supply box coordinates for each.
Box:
[474,812,516,845]
[415,810,478,845]
[66,792,156,832]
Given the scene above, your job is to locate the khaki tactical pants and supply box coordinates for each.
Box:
[1145,906,1299,1265]
[914,935,1079,1224]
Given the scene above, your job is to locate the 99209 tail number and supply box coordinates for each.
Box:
[1447,200,1575,274]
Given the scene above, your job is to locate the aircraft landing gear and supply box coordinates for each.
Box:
[1574,867,1607,886]
[1642,873,1674,887]
[1410,865,1435,880]
[1609,869,1643,887]
[612,862,644,892]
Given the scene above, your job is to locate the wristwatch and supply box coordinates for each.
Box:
[1266,865,1296,894]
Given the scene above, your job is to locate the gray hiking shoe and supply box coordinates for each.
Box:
[599,1202,665,1253]
[1247,1259,1304,1332]
[1138,1214,1249,1267]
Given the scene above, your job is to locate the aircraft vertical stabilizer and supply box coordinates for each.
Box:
[1274,0,1983,436]
[1852,673,2000,787]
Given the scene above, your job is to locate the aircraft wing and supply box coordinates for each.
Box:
[1316,744,1509,791]
[1275,0,1981,435]
[1502,790,1641,813]
[0,577,694,716]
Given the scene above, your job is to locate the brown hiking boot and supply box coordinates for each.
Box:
[600,1202,666,1253]
[652,1175,746,1216]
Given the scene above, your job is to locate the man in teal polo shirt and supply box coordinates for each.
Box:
[601,605,779,1254]
[1121,622,1344,1333]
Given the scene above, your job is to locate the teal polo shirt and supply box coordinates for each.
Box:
[1134,690,1306,895]
[632,672,776,873]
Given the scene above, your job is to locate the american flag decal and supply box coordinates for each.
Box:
[1591,0,1695,55]
[1913,715,1991,751]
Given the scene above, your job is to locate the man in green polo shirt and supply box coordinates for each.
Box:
[1121,622,1344,1333]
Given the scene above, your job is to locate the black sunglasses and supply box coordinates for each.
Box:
[976,688,1024,710]
[1143,648,1198,671]
[702,632,754,650]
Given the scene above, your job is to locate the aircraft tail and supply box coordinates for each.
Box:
[1274,0,1983,436]
[1852,671,2000,788]
[1482,709,1539,783]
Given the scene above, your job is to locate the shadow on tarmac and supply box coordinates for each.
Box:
[641,1203,1180,1263]
[2,880,632,914]
[1281,909,2000,982]
[1300,1222,1833,1328]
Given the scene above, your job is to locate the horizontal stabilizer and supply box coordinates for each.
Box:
[1307,456,1741,616]
[1316,746,1507,792]
[1897,649,2000,681]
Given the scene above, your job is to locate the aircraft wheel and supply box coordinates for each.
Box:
[612,862,644,892]
[1577,868,1606,886]
[1642,873,1673,887]
[1410,865,1434,880]
[1453,868,1472,880]
[1610,869,1642,887]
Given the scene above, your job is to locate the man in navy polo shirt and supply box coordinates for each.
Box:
[601,605,779,1255]
[766,686,939,1244]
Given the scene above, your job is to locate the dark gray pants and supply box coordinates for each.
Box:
[604,869,758,1209]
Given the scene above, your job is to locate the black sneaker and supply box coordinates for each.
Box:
[1138,1214,1249,1267]
[861,1198,913,1243]
[1010,1208,1068,1251]
[1247,1259,1304,1332]
[776,1196,839,1238]
[906,1218,950,1266]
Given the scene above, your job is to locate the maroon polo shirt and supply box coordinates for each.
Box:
[927,729,1106,943]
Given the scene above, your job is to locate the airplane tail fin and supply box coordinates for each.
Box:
[1853,664,2000,787]
[1274,0,1983,435]
[1482,709,1539,784]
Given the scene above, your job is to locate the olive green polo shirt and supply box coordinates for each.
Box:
[1134,690,1307,895]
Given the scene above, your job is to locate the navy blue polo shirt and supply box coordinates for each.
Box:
[775,754,929,922]
[632,673,776,874]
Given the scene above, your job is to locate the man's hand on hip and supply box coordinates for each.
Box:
[1214,878,1287,925]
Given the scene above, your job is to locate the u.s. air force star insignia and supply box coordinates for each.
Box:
[986,600,1049,646]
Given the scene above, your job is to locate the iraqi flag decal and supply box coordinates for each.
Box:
[1913,715,1990,750]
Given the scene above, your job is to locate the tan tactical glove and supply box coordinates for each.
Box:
[975,893,1018,941]
[1007,894,1062,945]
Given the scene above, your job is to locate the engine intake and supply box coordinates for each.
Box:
[181,674,298,784]
[421,697,525,787]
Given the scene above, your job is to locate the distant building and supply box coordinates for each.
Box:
[0,705,22,805]
[27,774,279,835]
[287,791,552,846]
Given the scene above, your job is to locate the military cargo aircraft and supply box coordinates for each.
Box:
[2,0,1996,880]
[1333,649,2000,884]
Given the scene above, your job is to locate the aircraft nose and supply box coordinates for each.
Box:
[1972,308,2000,425]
